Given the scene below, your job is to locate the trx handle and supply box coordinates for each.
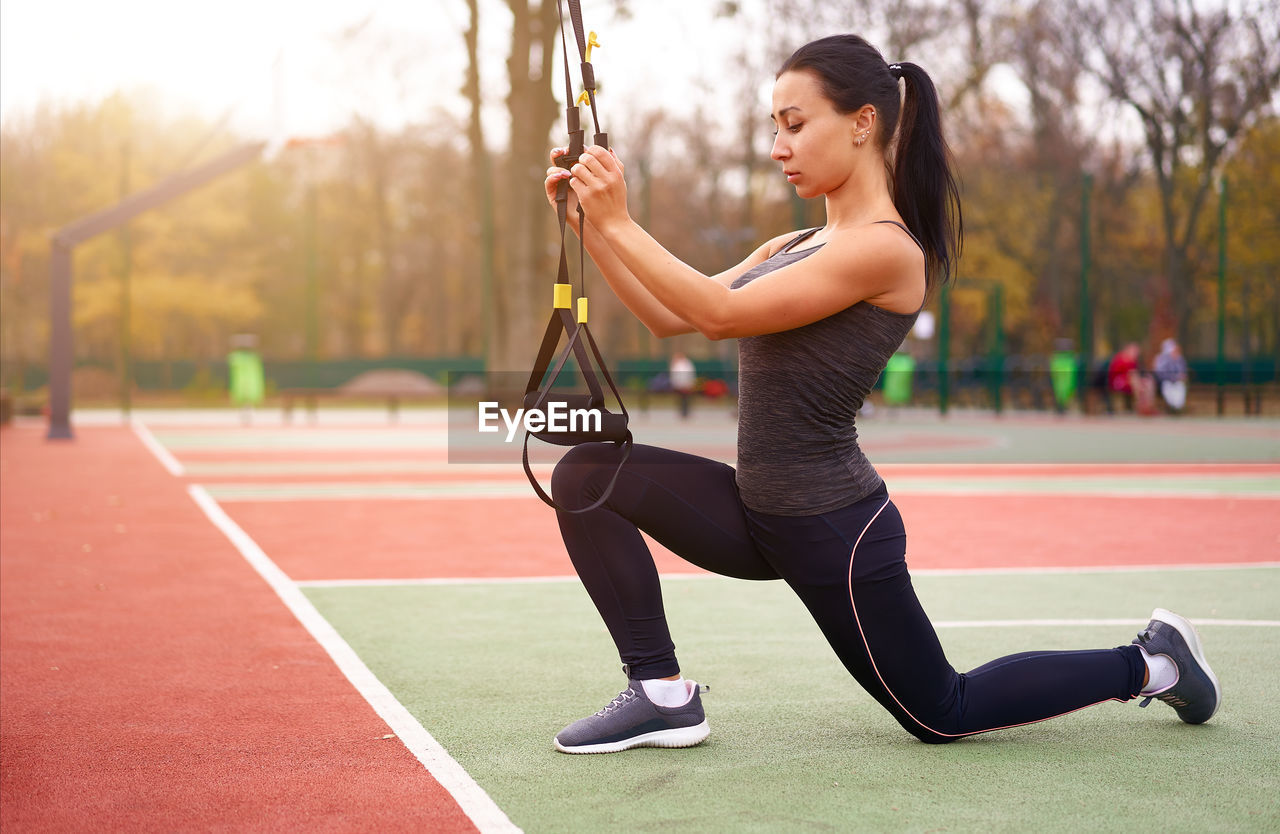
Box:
[522,429,631,515]
[521,302,632,515]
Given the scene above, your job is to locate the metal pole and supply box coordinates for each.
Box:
[478,161,496,369]
[56,143,265,247]
[119,141,133,418]
[45,142,265,439]
[1217,176,1227,416]
[1241,275,1253,414]
[938,283,951,416]
[305,183,319,385]
[47,243,74,439]
[991,283,1005,415]
[1078,173,1092,407]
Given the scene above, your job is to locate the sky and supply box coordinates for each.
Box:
[0,0,770,146]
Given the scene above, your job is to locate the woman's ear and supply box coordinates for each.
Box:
[852,105,877,147]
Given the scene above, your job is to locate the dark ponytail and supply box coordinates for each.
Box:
[778,37,962,292]
[890,61,962,290]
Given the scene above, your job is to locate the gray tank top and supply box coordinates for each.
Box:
[731,223,922,515]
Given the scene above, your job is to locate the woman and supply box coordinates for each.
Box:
[542,34,1218,753]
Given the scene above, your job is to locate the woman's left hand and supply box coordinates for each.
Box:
[568,145,629,232]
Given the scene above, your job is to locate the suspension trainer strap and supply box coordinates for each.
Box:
[522,0,631,514]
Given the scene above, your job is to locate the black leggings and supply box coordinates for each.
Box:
[551,443,1146,744]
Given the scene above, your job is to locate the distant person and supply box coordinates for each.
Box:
[542,34,1217,754]
[1106,342,1141,413]
[1153,338,1188,413]
[669,352,696,419]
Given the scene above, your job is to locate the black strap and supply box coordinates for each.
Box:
[522,0,630,515]
[780,227,822,254]
[522,429,632,514]
[524,306,605,411]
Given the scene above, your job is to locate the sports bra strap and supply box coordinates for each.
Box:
[873,219,926,257]
[779,227,822,254]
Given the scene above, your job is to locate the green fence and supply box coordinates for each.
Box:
[3,355,1274,413]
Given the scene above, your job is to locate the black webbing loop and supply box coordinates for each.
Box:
[521,312,632,514]
[521,305,633,514]
[522,0,630,515]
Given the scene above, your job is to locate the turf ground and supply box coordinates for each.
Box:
[2,406,1278,832]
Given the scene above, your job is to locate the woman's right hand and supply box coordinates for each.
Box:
[544,147,578,213]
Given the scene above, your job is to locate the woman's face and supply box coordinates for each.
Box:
[770,69,863,200]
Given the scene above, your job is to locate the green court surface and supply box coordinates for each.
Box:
[306,567,1280,833]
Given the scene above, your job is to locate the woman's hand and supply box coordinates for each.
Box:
[566,145,630,233]
[544,147,578,214]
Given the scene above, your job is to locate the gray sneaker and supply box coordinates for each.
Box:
[1133,608,1221,724]
[554,678,710,754]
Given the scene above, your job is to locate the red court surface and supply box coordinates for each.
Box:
[219,488,1278,582]
[0,426,477,833]
[892,492,1277,569]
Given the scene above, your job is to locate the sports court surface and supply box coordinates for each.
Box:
[3,406,1278,832]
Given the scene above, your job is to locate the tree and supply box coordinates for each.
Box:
[1221,118,1280,363]
[1071,0,1280,336]
[491,0,562,373]
[0,96,290,397]
[463,0,498,363]
[763,0,999,110]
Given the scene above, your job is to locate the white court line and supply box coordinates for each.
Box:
[296,561,1280,588]
[911,561,1280,576]
[293,577,1280,629]
[131,418,186,477]
[132,420,515,830]
[298,574,711,587]
[188,485,520,834]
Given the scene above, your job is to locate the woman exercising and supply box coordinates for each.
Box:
[542,34,1219,753]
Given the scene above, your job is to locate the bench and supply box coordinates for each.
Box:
[281,370,445,423]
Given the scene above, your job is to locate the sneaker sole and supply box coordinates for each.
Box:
[554,720,710,754]
[1152,607,1222,722]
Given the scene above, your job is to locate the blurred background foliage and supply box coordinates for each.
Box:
[1,0,1277,398]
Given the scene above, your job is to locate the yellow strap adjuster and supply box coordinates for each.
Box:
[577,297,589,324]
[554,283,573,309]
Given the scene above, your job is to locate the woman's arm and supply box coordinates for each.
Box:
[568,146,923,340]
[545,152,783,339]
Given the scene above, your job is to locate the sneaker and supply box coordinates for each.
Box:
[1132,608,1221,724]
[554,678,710,754]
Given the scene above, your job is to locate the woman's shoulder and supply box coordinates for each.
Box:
[821,221,926,313]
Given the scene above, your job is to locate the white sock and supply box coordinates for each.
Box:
[1139,648,1177,695]
[641,677,691,708]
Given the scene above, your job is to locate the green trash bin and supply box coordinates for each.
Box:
[228,348,265,407]
[1050,350,1077,412]
[883,352,915,406]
